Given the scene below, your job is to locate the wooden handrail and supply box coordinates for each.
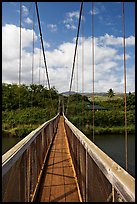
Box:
[64,115,135,202]
[2,113,59,177]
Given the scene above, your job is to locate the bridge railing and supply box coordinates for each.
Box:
[2,114,60,202]
[64,115,135,202]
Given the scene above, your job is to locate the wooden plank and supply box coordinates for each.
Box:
[36,116,80,202]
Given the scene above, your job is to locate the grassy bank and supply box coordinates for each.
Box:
[2,107,57,138]
[2,124,40,138]
[81,125,135,136]
[2,83,135,138]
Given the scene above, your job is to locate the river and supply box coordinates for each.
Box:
[2,137,21,155]
[87,133,135,178]
[2,133,135,177]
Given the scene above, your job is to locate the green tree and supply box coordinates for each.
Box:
[107,88,115,98]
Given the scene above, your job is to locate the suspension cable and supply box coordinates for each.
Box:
[39,43,41,85]
[66,2,83,115]
[77,47,79,93]
[32,6,35,85]
[43,69,45,87]
[35,2,54,112]
[82,5,84,127]
[19,2,22,86]
[122,2,128,171]
[35,2,51,90]
[18,2,22,109]
[73,67,75,92]
[92,2,95,143]
[39,67,40,85]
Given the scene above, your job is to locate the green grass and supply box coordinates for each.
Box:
[2,124,40,138]
[80,125,135,135]
[88,94,124,102]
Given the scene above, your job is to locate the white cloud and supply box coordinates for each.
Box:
[22,5,29,16]
[89,7,99,15]
[24,17,33,25]
[2,24,37,59]
[67,11,79,19]
[63,10,84,30]
[2,24,135,93]
[99,34,135,47]
[65,24,76,30]
[47,24,57,32]
[44,41,50,48]
[119,65,135,93]
[2,24,38,84]
[115,54,130,61]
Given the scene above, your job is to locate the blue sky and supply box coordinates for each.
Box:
[2,2,135,93]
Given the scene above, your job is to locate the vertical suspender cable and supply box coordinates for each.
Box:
[39,68,40,85]
[92,2,95,143]
[31,6,35,107]
[122,2,128,171]
[32,8,35,85]
[82,6,84,128]
[76,45,79,122]
[73,68,75,92]
[66,2,83,115]
[77,48,79,93]
[39,43,41,85]
[18,2,22,109]
[43,69,45,87]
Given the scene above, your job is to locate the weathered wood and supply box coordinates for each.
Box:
[36,116,80,202]
[2,114,60,202]
[2,114,59,177]
[2,113,135,202]
[64,115,135,202]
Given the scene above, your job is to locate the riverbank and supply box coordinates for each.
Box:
[2,124,39,138]
[2,123,135,138]
[81,125,135,136]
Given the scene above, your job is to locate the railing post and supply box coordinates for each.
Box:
[85,148,88,202]
[63,115,135,202]
[26,148,31,201]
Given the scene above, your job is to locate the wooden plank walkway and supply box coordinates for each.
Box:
[36,116,80,202]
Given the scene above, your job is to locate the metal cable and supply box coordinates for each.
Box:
[18,2,22,110]
[73,68,75,92]
[39,68,40,85]
[19,2,22,86]
[122,2,128,171]
[39,43,41,85]
[35,2,51,90]
[77,48,79,93]
[31,6,35,108]
[32,7,35,85]
[92,2,95,143]
[35,2,53,112]
[66,2,83,115]
[82,6,84,128]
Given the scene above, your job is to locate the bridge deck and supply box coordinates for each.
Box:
[36,116,80,202]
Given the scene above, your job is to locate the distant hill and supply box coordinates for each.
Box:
[61,91,77,96]
[61,91,108,96]
[61,91,132,97]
